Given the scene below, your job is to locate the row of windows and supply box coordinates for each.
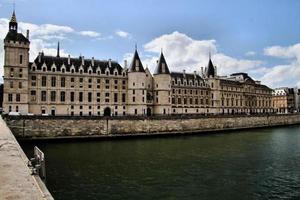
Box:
[171,97,209,105]
[172,79,208,87]
[8,93,21,102]
[31,76,126,89]
[31,91,126,103]
[172,89,209,96]
[32,66,126,77]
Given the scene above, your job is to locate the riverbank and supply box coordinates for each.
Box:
[4,113,300,140]
[0,116,53,200]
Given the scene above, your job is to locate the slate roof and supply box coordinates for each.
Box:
[129,50,145,73]
[154,52,170,75]
[230,72,255,84]
[4,31,29,43]
[206,58,215,77]
[171,72,204,85]
[32,54,124,74]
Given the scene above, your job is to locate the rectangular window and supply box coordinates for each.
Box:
[122,93,126,103]
[19,82,22,89]
[8,94,13,102]
[71,77,75,82]
[70,92,75,102]
[51,77,56,87]
[79,92,83,102]
[88,92,92,102]
[19,69,23,78]
[31,90,36,101]
[51,91,56,102]
[60,91,65,102]
[105,93,109,97]
[16,94,20,102]
[41,91,47,101]
[42,76,47,87]
[10,81,13,88]
[61,77,65,87]
[114,93,118,103]
[19,55,23,64]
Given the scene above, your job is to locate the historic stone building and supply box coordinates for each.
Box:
[204,56,273,114]
[2,11,273,116]
[272,87,299,113]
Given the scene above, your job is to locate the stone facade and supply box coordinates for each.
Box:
[272,87,300,113]
[2,11,274,116]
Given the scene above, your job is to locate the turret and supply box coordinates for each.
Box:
[3,10,30,114]
[153,52,171,115]
[127,48,147,115]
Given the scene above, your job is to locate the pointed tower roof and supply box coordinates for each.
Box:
[57,41,60,57]
[206,53,215,78]
[129,49,145,72]
[154,52,170,75]
[10,10,17,23]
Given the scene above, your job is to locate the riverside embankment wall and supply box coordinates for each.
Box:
[4,114,300,139]
[0,116,53,199]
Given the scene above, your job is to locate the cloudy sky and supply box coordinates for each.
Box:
[0,0,300,88]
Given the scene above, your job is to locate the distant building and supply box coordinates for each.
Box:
[2,11,273,116]
[204,57,273,114]
[272,87,299,113]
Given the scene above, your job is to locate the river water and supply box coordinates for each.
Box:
[20,125,300,200]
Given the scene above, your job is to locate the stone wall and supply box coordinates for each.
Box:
[4,114,300,139]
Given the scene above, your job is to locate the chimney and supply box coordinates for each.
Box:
[68,55,71,65]
[81,56,84,66]
[38,52,42,63]
[183,69,186,75]
[92,57,95,66]
[108,59,112,68]
[26,30,29,40]
[194,71,197,78]
[124,60,128,68]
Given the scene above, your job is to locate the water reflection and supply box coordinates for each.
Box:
[21,125,300,200]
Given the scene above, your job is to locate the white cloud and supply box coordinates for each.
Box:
[142,31,263,78]
[78,31,101,38]
[0,18,72,83]
[19,22,74,37]
[115,30,130,38]
[245,51,256,56]
[261,43,300,88]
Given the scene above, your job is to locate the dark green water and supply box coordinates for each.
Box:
[20,125,300,200]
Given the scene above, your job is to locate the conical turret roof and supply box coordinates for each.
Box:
[129,49,145,72]
[154,52,170,75]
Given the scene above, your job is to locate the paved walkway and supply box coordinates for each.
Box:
[0,116,53,200]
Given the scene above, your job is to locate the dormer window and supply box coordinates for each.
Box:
[80,69,83,74]
[42,67,46,72]
[106,71,109,76]
[32,66,36,71]
[52,67,56,72]
[62,68,65,73]
[71,69,74,73]
[97,71,100,75]
[89,70,92,74]
[114,72,118,76]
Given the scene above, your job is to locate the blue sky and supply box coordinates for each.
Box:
[1,0,300,87]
